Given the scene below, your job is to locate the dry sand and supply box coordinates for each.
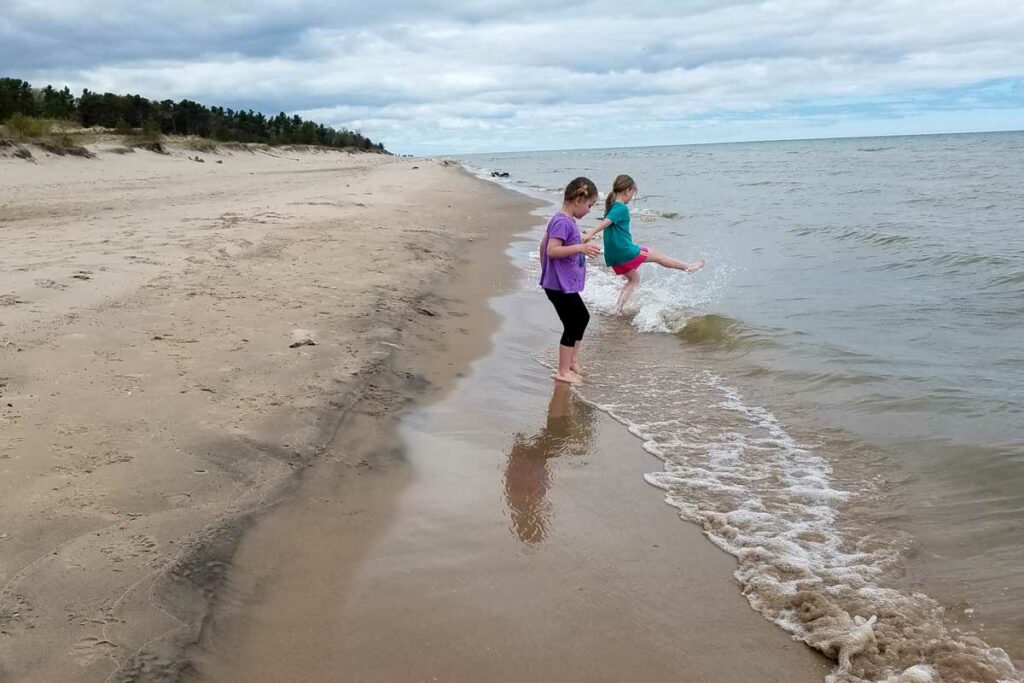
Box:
[1,141,829,682]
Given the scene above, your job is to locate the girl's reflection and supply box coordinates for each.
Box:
[503,382,595,545]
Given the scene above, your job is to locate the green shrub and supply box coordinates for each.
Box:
[141,117,162,143]
[7,114,54,138]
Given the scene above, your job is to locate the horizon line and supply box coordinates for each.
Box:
[437,127,1024,157]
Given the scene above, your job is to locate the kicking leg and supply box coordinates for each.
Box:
[646,248,705,273]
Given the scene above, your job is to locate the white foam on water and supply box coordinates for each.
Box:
[571,371,1021,682]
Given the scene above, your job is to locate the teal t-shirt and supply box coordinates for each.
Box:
[602,201,641,266]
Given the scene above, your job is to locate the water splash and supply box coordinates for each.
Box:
[581,256,733,334]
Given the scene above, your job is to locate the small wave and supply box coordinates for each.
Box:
[867,251,1015,281]
[858,146,894,152]
[672,313,777,350]
[867,257,930,273]
[632,208,660,223]
[831,229,910,247]
[790,224,912,248]
[930,252,1014,268]
[632,208,688,222]
[740,179,802,187]
[573,372,1021,682]
[983,270,1024,291]
[741,366,884,389]
[676,313,740,344]
[849,391,977,415]
[846,230,911,246]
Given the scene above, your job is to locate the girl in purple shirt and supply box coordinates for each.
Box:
[539,177,601,384]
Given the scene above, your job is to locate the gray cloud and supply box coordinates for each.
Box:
[4,0,1023,153]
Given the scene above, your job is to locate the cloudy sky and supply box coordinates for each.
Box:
[3,1,1023,154]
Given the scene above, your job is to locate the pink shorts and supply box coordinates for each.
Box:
[612,247,648,275]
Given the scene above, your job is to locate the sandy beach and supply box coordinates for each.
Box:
[2,142,829,682]
[186,259,833,682]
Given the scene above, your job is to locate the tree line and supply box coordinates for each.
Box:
[0,77,385,151]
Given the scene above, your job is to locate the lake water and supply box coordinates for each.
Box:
[457,132,1024,682]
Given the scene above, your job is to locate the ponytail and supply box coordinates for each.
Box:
[563,176,598,204]
[604,174,636,217]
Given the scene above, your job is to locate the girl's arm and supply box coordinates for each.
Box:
[583,218,612,243]
[547,237,598,259]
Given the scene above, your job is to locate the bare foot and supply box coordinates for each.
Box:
[554,371,581,384]
[686,259,706,273]
[570,363,586,376]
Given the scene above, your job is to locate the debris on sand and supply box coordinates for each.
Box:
[289,329,317,348]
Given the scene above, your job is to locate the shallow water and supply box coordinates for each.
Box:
[458,132,1024,682]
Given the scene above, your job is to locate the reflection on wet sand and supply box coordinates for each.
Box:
[503,382,595,544]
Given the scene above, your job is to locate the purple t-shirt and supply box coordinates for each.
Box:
[539,212,585,293]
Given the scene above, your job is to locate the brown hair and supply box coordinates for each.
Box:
[604,174,636,217]
[563,176,598,204]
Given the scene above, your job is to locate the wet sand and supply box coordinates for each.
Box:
[185,220,832,681]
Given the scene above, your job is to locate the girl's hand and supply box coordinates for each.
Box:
[580,242,601,258]
[582,231,594,243]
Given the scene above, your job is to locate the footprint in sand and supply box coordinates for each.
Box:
[99,533,159,564]
[0,593,35,632]
[70,636,119,666]
[35,278,69,290]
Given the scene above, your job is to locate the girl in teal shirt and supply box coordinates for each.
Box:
[584,174,706,314]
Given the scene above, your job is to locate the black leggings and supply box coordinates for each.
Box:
[545,289,590,348]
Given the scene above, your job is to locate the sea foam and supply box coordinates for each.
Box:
[574,369,1020,682]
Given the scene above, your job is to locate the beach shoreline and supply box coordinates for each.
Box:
[452,141,1024,683]
[181,179,833,682]
[0,143,540,681]
[0,142,900,683]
